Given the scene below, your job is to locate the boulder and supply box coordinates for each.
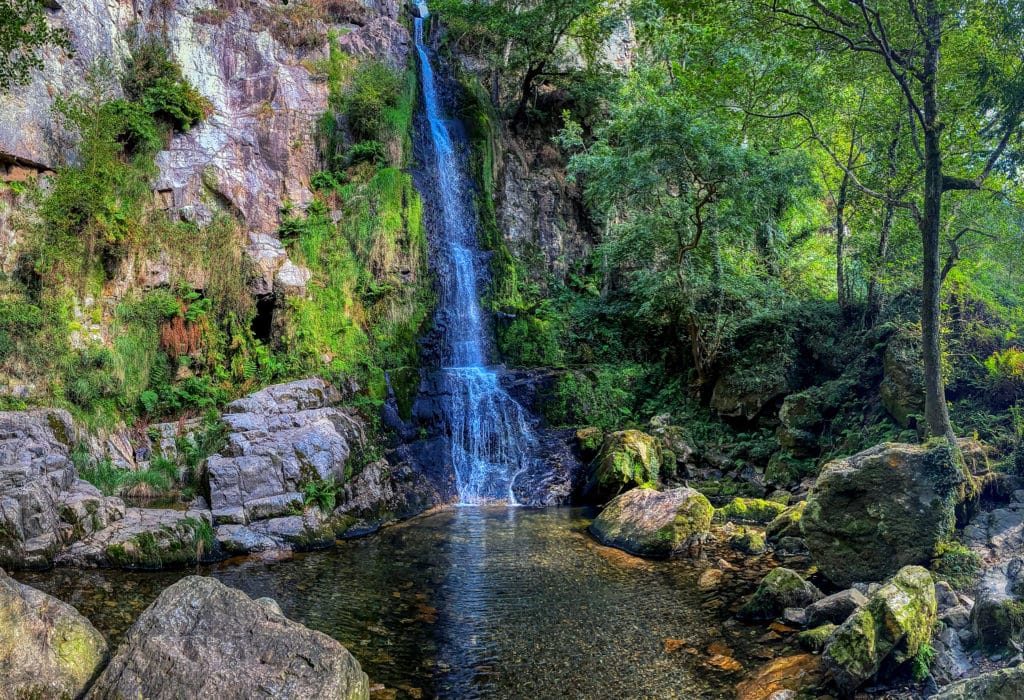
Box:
[0,409,124,568]
[797,624,837,653]
[207,379,365,524]
[57,508,215,569]
[729,528,767,555]
[969,558,1024,652]
[717,497,787,524]
[89,576,368,699]
[931,663,1024,700]
[801,441,969,586]
[333,459,440,534]
[823,566,937,696]
[879,326,925,428]
[589,487,712,559]
[584,430,662,501]
[0,569,107,698]
[766,501,806,543]
[575,427,603,460]
[739,567,823,620]
[804,588,868,627]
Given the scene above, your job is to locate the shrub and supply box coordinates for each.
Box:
[345,61,403,142]
[123,38,212,131]
[302,476,339,512]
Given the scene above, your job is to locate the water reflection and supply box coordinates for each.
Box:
[16,507,764,699]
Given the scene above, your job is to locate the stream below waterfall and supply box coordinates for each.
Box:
[15,507,777,699]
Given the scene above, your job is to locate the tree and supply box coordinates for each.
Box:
[0,0,70,91]
[562,78,811,390]
[768,0,1024,441]
[435,0,611,127]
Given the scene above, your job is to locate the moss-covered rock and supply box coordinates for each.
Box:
[729,528,767,555]
[589,487,712,559]
[717,497,788,525]
[880,326,925,428]
[584,430,662,501]
[738,567,823,620]
[931,662,1024,699]
[802,441,972,586]
[0,568,107,698]
[766,501,806,543]
[797,624,837,653]
[823,565,937,696]
[575,427,604,461]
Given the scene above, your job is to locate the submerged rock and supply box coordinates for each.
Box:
[88,576,369,699]
[589,487,712,559]
[738,567,823,620]
[0,568,107,698]
[823,565,937,696]
[931,662,1024,699]
[584,430,662,501]
[801,441,970,586]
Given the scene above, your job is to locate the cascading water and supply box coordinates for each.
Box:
[413,17,538,505]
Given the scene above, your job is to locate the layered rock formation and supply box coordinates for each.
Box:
[0,409,124,568]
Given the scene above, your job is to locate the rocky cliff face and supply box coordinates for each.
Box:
[0,0,407,301]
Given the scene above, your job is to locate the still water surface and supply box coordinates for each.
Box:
[19,507,771,699]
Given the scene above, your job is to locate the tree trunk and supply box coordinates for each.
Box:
[865,201,893,325]
[836,170,850,315]
[920,3,956,442]
[512,62,544,129]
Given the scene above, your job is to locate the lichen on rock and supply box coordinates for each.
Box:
[589,487,712,559]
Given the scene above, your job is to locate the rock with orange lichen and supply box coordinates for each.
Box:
[735,654,822,700]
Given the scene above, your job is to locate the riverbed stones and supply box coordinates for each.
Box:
[0,569,107,698]
[88,576,370,699]
[931,662,1024,699]
[738,567,823,620]
[801,441,969,586]
[207,379,365,524]
[584,430,662,501]
[823,565,937,696]
[804,588,868,628]
[589,487,712,559]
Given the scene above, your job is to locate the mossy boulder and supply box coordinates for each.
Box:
[931,662,1024,699]
[879,326,925,428]
[584,430,662,501]
[766,501,806,543]
[0,568,107,698]
[823,565,937,696]
[797,624,837,653]
[739,567,823,620]
[589,487,712,559]
[729,528,767,555]
[969,559,1024,652]
[717,497,788,525]
[575,427,604,461]
[801,441,971,586]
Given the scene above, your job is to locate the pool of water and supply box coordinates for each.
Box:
[16,507,778,699]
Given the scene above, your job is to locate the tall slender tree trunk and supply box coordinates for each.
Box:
[836,171,849,315]
[920,3,956,442]
[866,201,893,325]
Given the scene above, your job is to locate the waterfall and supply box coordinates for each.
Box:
[413,18,538,505]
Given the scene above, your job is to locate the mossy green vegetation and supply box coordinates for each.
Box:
[797,624,837,653]
[931,541,982,589]
[716,497,788,525]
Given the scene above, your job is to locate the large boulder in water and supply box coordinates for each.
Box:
[584,430,662,501]
[823,565,937,696]
[801,441,970,586]
[589,487,712,559]
[88,576,369,699]
[0,568,108,698]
